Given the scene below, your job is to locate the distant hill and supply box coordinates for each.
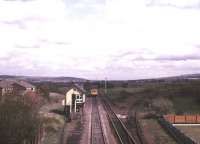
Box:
[0,75,87,83]
[146,73,200,80]
[178,73,200,79]
[158,73,200,81]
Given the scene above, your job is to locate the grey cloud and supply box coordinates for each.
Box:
[65,0,105,5]
[117,51,136,58]
[112,49,154,61]
[0,51,27,62]
[23,16,48,23]
[0,15,48,30]
[1,49,200,80]
[132,55,200,61]
[14,39,71,49]
[54,41,69,45]
[3,0,35,2]
[103,56,200,80]
[64,0,106,17]
[0,57,10,61]
[0,51,49,75]
[195,45,200,49]
[39,39,71,46]
[155,55,200,61]
[40,39,71,45]
[15,44,40,49]
[0,20,26,29]
[110,50,200,64]
[146,0,200,9]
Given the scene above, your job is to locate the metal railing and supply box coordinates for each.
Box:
[76,99,83,103]
[102,97,138,144]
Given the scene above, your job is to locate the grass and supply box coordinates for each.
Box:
[42,114,65,144]
[40,103,65,144]
[105,80,200,114]
[171,97,200,114]
[106,87,147,101]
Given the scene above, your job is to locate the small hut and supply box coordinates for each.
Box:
[62,84,86,114]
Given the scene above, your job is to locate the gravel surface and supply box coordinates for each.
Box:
[66,119,83,144]
[98,97,118,144]
[176,126,200,143]
[141,119,177,144]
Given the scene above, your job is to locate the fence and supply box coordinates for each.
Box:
[158,116,197,144]
[164,115,200,124]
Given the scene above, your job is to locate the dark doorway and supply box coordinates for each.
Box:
[72,94,76,112]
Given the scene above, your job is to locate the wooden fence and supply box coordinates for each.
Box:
[164,115,200,124]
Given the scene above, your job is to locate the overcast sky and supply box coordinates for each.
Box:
[0,0,200,80]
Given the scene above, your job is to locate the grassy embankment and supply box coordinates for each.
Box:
[40,93,66,144]
[42,113,65,144]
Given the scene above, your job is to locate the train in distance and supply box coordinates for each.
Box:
[90,88,98,97]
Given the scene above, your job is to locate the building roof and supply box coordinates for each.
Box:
[74,84,86,93]
[0,79,35,89]
[62,84,86,95]
[16,80,35,88]
[0,80,14,88]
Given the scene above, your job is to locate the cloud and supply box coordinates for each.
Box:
[63,0,106,17]
[15,44,40,49]
[195,44,200,49]
[155,55,200,61]
[130,54,200,61]
[0,0,200,79]
[146,0,200,9]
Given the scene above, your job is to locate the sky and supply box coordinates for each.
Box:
[0,0,200,80]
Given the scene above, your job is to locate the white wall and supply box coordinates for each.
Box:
[83,94,86,103]
[63,88,85,113]
[65,88,82,105]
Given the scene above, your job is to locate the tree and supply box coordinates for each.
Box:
[38,84,50,101]
[0,95,41,144]
[151,97,173,114]
[83,80,91,92]
[122,82,128,88]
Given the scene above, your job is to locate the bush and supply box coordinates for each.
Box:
[151,97,173,114]
[0,95,41,144]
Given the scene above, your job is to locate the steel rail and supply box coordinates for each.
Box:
[102,97,139,144]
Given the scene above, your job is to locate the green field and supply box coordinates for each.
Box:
[105,81,200,114]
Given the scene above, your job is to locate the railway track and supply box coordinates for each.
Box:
[91,97,106,144]
[102,97,142,144]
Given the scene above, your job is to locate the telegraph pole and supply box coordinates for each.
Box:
[104,77,107,95]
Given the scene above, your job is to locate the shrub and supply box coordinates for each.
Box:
[0,95,41,144]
